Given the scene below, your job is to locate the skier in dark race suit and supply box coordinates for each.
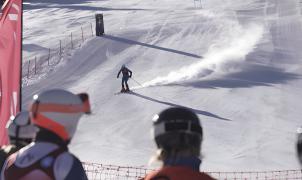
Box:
[117,64,132,92]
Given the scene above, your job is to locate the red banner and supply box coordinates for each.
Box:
[0,0,22,145]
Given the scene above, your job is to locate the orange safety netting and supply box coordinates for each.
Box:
[82,162,302,180]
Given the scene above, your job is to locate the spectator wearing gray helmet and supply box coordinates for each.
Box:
[1,89,91,180]
[143,107,215,180]
[0,111,37,171]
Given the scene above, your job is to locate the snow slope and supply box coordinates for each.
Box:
[22,0,302,171]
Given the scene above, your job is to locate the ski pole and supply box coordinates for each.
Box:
[131,78,144,87]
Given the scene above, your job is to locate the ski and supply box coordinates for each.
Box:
[114,90,132,95]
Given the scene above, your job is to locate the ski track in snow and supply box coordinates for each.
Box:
[139,23,264,88]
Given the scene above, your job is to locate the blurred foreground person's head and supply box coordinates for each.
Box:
[0,111,37,171]
[152,107,203,162]
[7,111,37,148]
[143,107,215,180]
[30,89,91,145]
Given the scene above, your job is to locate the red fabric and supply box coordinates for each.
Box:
[32,113,70,141]
[0,0,22,145]
[143,166,216,180]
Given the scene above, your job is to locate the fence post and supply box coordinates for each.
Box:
[59,40,62,57]
[90,23,93,37]
[81,26,84,42]
[27,60,30,78]
[34,56,37,74]
[71,32,73,49]
[47,48,50,66]
[194,0,202,8]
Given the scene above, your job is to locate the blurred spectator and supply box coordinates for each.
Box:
[143,107,216,180]
[297,127,302,165]
[0,111,37,171]
[1,0,6,12]
[1,89,91,180]
[0,0,3,15]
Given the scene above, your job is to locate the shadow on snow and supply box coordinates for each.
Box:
[102,35,203,59]
[24,0,151,11]
[129,91,231,121]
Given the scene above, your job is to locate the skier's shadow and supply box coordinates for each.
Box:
[129,91,231,121]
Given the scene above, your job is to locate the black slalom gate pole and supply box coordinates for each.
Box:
[95,14,104,36]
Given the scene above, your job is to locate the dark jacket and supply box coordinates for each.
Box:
[117,67,132,78]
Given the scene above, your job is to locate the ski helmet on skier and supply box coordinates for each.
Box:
[297,127,302,165]
[6,111,37,146]
[29,89,91,142]
[121,64,126,69]
[152,107,203,149]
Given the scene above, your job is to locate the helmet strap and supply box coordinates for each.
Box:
[15,125,20,147]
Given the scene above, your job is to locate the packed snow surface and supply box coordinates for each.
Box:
[22,0,302,171]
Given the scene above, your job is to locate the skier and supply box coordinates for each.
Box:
[142,107,216,180]
[117,64,132,92]
[1,89,91,180]
[297,127,302,165]
[0,111,37,171]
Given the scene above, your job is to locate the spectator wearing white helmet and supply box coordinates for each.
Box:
[0,111,37,171]
[1,89,91,180]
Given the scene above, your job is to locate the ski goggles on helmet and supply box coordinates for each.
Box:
[153,118,203,138]
[30,93,91,117]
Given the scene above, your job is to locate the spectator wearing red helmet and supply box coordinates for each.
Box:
[1,89,91,180]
